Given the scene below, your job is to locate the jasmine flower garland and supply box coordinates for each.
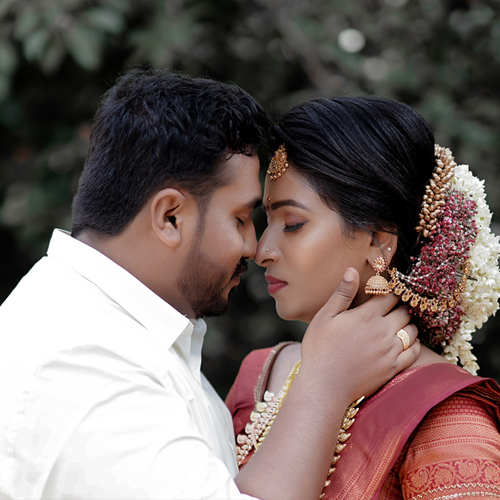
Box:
[442,164,500,375]
[388,146,500,375]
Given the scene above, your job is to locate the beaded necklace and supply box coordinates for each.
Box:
[235,360,365,499]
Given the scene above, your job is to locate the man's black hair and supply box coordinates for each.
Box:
[72,69,271,236]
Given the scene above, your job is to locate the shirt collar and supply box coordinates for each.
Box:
[47,229,198,354]
[175,319,207,376]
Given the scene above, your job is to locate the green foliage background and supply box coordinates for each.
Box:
[0,0,499,394]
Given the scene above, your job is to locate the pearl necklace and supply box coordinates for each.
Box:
[235,360,365,498]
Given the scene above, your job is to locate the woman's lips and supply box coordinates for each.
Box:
[265,275,288,295]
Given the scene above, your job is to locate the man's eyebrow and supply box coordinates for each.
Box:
[268,199,309,211]
[246,197,263,210]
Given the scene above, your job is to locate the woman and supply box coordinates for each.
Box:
[226,97,500,499]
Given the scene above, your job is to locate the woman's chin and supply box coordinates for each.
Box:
[275,303,316,324]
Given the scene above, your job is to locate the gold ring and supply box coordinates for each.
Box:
[396,329,411,351]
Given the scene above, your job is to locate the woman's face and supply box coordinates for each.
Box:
[256,167,374,324]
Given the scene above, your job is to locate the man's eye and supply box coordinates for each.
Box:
[284,222,306,233]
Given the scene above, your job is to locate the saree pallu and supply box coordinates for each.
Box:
[226,344,500,500]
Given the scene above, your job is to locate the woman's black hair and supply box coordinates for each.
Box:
[273,96,436,272]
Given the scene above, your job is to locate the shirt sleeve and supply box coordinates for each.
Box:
[19,346,258,500]
[398,393,500,500]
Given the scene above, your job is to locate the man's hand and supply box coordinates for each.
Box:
[236,267,420,500]
[300,267,420,406]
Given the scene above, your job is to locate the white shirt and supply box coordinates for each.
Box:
[0,229,256,500]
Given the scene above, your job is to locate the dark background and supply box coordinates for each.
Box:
[0,0,499,396]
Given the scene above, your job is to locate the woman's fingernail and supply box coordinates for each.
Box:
[343,268,355,282]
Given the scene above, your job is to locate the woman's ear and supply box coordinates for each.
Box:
[150,188,191,248]
[368,231,398,267]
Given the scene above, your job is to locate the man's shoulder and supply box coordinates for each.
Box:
[0,255,177,380]
[1,255,133,332]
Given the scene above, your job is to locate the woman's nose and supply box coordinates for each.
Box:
[255,235,277,267]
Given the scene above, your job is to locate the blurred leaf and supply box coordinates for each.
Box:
[106,0,132,11]
[64,23,102,70]
[14,9,40,39]
[83,7,125,34]
[469,4,495,26]
[0,40,16,74]
[0,0,17,18]
[41,38,65,73]
[0,183,29,227]
[129,4,201,67]
[23,29,50,62]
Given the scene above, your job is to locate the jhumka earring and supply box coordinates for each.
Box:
[365,255,391,295]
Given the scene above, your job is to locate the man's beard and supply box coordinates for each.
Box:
[177,245,248,319]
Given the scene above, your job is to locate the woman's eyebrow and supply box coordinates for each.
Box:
[269,199,309,211]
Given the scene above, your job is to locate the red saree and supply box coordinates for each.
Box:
[226,344,500,499]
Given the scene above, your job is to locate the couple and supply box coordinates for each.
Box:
[0,69,497,499]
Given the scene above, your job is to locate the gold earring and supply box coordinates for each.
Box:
[365,256,391,295]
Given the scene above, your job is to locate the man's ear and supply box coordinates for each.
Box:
[150,188,193,248]
[368,231,398,267]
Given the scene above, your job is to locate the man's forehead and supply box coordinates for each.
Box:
[218,153,261,195]
[221,151,260,175]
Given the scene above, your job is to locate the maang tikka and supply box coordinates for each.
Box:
[365,255,391,295]
[267,144,289,180]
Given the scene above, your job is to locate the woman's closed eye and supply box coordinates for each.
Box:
[284,221,307,233]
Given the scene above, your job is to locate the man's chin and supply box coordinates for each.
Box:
[193,288,233,319]
[195,299,230,319]
[189,277,241,319]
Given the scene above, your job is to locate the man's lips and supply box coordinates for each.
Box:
[265,275,288,294]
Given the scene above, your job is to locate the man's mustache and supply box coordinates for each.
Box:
[232,260,248,279]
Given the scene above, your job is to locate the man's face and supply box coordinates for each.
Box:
[177,153,262,318]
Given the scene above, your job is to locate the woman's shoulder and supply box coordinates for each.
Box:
[397,387,500,498]
[406,344,450,369]
[266,343,301,395]
[225,341,298,411]
[240,341,300,388]
[411,384,500,445]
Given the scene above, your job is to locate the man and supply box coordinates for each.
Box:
[0,70,418,499]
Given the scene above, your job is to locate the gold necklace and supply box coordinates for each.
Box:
[235,360,365,499]
[236,360,301,467]
[255,360,302,451]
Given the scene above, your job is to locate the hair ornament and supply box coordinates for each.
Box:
[388,145,500,374]
[415,145,456,238]
[267,144,289,180]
